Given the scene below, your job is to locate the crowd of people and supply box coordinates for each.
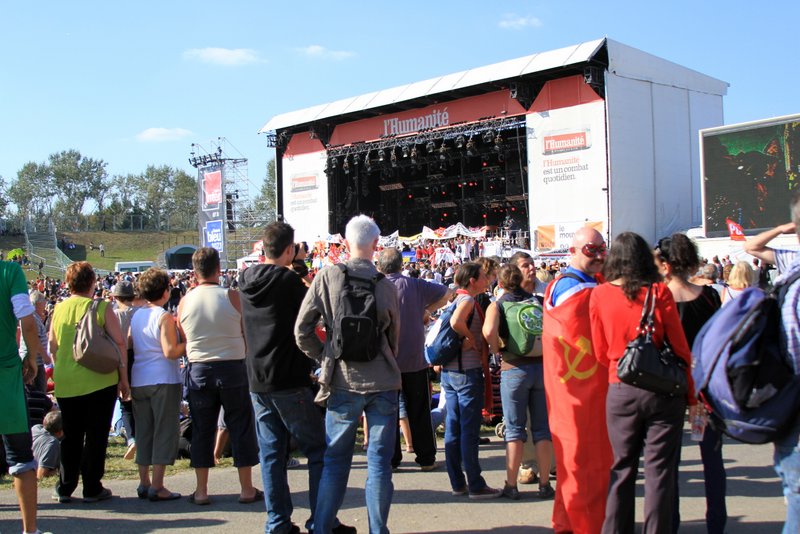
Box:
[1,196,800,534]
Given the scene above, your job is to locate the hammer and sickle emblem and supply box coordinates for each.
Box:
[558,335,598,383]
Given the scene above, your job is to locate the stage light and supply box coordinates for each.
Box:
[494,133,504,152]
[364,153,372,172]
[483,130,494,144]
[410,146,418,164]
[402,145,409,158]
[426,140,436,154]
[439,141,447,161]
[455,135,465,149]
[466,136,477,157]
[378,149,385,162]
[390,149,398,168]
[329,156,337,169]
[343,157,350,175]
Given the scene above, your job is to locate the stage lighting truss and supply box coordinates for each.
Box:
[323,116,525,166]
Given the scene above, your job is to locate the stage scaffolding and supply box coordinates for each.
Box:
[190,138,269,269]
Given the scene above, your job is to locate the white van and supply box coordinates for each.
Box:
[113,261,154,273]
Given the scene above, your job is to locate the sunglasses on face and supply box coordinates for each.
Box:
[581,243,607,257]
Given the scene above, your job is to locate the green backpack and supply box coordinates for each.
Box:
[500,298,543,357]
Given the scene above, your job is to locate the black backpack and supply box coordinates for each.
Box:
[331,264,384,362]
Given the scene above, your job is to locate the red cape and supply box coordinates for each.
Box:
[543,277,612,534]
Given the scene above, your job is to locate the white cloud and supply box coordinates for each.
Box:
[183,47,262,66]
[297,44,354,61]
[135,128,193,143]
[498,14,543,30]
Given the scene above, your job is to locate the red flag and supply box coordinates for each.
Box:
[543,279,612,534]
[726,218,746,241]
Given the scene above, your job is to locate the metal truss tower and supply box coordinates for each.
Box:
[190,138,270,269]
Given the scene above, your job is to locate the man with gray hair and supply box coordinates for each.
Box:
[377,247,452,472]
[296,214,401,534]
[743,192,800,533]
[19,290,51,393]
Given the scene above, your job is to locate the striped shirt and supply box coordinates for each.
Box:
[775,249,800,374]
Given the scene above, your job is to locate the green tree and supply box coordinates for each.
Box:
[170,169,198,230]
[126,165,197,230]
[0,175,8,219]
[8,162,54,224]
[48,150,108,225]
[255,158,277,222]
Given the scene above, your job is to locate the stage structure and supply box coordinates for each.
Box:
[260,38,729,251]
[189,138,267,269]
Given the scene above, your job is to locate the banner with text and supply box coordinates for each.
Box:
[197,164,228,266]
[328,90,526,146]
[527,100,608,251]
[281,150,329,244]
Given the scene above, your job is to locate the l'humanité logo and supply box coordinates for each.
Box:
[542,130,591,155]
[383,108,450,137]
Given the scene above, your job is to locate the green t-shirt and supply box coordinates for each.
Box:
[0,261,29,434]
[51,295,119,398]
[0,261,28,364]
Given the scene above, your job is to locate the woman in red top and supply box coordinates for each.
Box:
[588,232,700,534]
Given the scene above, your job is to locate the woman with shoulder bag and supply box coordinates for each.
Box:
[441,262,501,499]
[483,263,553,501]
[49,261,129,503]
[589,232,701,534]
[656,234,726,534]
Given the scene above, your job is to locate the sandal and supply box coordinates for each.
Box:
[188,492,211,506]
[238,488,264,504]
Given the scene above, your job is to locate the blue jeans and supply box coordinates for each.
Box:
[499,361,551,443]
[441,367,487,493]
[251,388,326,534]
[315,389,398,534]
[775,414,800,534]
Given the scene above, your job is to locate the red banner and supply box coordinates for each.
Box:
[328,90,527,146]
[726,218,746,241]
[542,280,611,534]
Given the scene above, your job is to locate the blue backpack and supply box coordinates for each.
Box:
[425,303,474,367]
[692,270,800,444]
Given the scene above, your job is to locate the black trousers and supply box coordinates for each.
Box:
[392,368,436,467]
[56,384,118,498]
[602,382,686,534]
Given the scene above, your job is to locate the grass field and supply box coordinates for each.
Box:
[0,230,200,273]
[60,230,200,271]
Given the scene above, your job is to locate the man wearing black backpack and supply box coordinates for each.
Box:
[295,214,401,534]
[240,221,354,534]
[744,194,800,534]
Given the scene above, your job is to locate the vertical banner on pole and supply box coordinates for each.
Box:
[197,165,228,266]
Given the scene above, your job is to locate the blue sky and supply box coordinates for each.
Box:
[2,1,798,199]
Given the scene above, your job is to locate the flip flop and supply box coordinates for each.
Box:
[148,488,182,502]
[188,492,211,506]
[238,488,264,504]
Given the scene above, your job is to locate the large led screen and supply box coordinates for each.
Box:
[703,117,800,236]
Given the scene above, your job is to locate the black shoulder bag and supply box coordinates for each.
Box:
[616,285,688,397]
